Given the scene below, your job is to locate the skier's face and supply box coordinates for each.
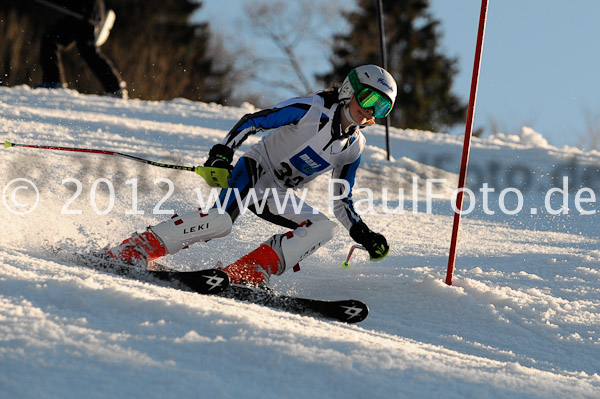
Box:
[349,96,376,126]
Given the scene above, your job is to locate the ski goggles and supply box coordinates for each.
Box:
[349,69,394,118]
[356,88,393,118]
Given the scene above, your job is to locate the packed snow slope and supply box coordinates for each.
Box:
[1,86,599,398]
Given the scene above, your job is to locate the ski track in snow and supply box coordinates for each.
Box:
[1,86,599,398]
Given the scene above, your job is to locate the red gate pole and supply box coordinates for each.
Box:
[446,0,489,285]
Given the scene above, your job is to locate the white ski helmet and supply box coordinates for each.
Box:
[338,65,398,105]
[338,64,397,116]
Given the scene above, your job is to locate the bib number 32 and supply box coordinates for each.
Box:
[274,162,304,188]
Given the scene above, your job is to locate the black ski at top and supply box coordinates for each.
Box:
[49,247,369,323]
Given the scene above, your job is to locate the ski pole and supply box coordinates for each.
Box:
[342,244,366,269]
[34,0,116,47]
[3,139,230,188]
[34,0,94,24]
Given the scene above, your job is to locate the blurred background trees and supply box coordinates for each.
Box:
[0,0,233,102]
[319,0,466,131]
[0,0,466,132]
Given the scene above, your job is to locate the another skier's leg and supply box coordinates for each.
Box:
[40,22,75,87]
[74,19,124,95]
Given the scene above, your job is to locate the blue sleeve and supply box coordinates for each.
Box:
[223,103,311,150]
[331,156,363,231]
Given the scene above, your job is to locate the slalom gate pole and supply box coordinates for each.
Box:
[445,0,489,286]
[375,0,392,161]
[3,139,230,188]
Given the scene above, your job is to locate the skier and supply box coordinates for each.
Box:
[106,65,397,286]
[38,0,127,98]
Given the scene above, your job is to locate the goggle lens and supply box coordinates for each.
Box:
[356,88,393,118]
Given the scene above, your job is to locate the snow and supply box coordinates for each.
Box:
[1,85,599,398]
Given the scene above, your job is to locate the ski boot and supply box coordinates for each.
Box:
[222,244,282,287]
[106,230,167,268]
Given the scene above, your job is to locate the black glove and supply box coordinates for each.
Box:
[204,144,234,171]
[349,221,389,261]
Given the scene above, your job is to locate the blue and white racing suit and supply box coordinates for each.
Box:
[218,91,365,232]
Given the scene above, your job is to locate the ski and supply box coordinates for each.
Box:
[151,268,230,294]
[222,284,369,324]
[49,247,230,294]
[50,248,368,323]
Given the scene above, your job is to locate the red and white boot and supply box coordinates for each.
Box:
[106,230,167,268]
[223,219,338,286]
[222,244,283,286]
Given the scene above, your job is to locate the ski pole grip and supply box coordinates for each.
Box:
[195,166,230,188]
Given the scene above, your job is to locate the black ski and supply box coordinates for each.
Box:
[221,284,369,323]
[49,247,230,294]
[50,248,368,323]
[155,268,368,323]
[150,268,230,294]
